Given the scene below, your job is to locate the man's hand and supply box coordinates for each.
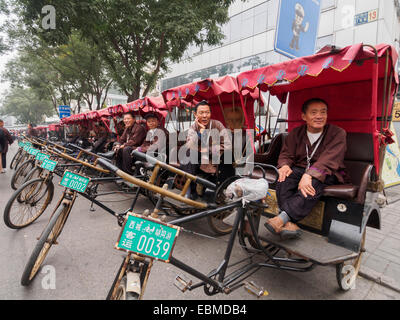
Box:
[298,173,316,198]
[278,165,293,182]
[196,118,207,134]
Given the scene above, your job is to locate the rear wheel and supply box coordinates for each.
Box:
[21,200,72,286]
[207,176,241,235]
[336,230,366,291]
[4,178,54,229]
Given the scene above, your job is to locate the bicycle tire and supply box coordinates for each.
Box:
[23,167,43,184]
[4,178,54,229]
[10,148,22,170]
[21,201,70,286]
[11,159,35,190]
[14,151,29,171]
[206,175,241,236]
[106,259,139,300]
[107,257,148,300]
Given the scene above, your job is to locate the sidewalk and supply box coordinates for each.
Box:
[359,185,400,293]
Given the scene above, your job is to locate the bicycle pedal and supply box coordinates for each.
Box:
[174,275,192,293]
[244,281,268,298]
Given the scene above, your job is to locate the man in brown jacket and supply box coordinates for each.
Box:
[114,112,146,174]
[0,119,14,171]
[180,100,233,199]
[265,98,347,240]
[137,113,169,158]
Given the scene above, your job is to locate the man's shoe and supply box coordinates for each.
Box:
[280,222,302,240]
[264,216,285,235]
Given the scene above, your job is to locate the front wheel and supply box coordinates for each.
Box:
[336,230,366,291]
[106,256,151,300]
[11,159,35,190]
[10,148,22,170]
[4,178,54,229]
[21,201,71,286]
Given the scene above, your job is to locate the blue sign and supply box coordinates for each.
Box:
[58,105,71,119]
[354,9,378,26]
[275,0,321,59]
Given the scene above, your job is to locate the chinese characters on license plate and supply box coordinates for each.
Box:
[35,152,50,162]
[116,213,180,262]
[40,158,58,172]
[59,171,90,193]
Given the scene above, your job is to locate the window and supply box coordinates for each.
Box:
[240,8,254,40]
[230,14,241,43]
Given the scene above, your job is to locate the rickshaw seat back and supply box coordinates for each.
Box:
[323,132,374,204]
[253,133,288,167]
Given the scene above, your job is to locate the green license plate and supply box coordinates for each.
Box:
[60,171,90,193]
[23,145,30,152]
[35,152,50,162]
[28,147,39,156]
[116,213,180,262]
[40,158,58,172]
[18,141,24,147]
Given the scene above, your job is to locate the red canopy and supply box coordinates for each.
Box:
[162,75,262,131]
[106,96,168,127]
[237,43,399,175]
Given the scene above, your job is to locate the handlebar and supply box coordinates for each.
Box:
[97,158,120,174]
[96,157,208,209]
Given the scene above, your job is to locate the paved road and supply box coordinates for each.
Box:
[1,143,399,301]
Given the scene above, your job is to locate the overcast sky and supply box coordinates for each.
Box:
[0,11,16,99]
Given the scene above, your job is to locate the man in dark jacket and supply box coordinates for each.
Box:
[264,98,347,240]
[113,112,146,174]
[26,123,38,138]
[0,119,14,171]
[137,113,169,158]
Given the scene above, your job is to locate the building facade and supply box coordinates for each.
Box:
[161,0,400,92]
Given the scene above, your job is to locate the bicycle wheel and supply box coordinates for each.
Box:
[24,167,43,184]
[4,178,54,229]
[10,148,22,170]
[14,151,29,171]
[207,176,241,235]
[336,230,366,291]
[11,159,35,190]
[21,200,72,286]
[106,256,150,300]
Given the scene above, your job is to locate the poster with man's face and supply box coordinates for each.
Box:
[275,0,321,59]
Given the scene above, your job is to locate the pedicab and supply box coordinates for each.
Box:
[236,43,399,290]
[97,76,282,300]
[159,75,265,231]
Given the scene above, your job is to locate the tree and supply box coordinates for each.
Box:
[2,32,114,115]
[12,0,236,101]
[1,87,54,124]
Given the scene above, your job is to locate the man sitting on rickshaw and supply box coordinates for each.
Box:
[265,98,348,240]
[137,113,169,158]
[113,112,146,175]
[91,122,110,154]
[181,100,233,199]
